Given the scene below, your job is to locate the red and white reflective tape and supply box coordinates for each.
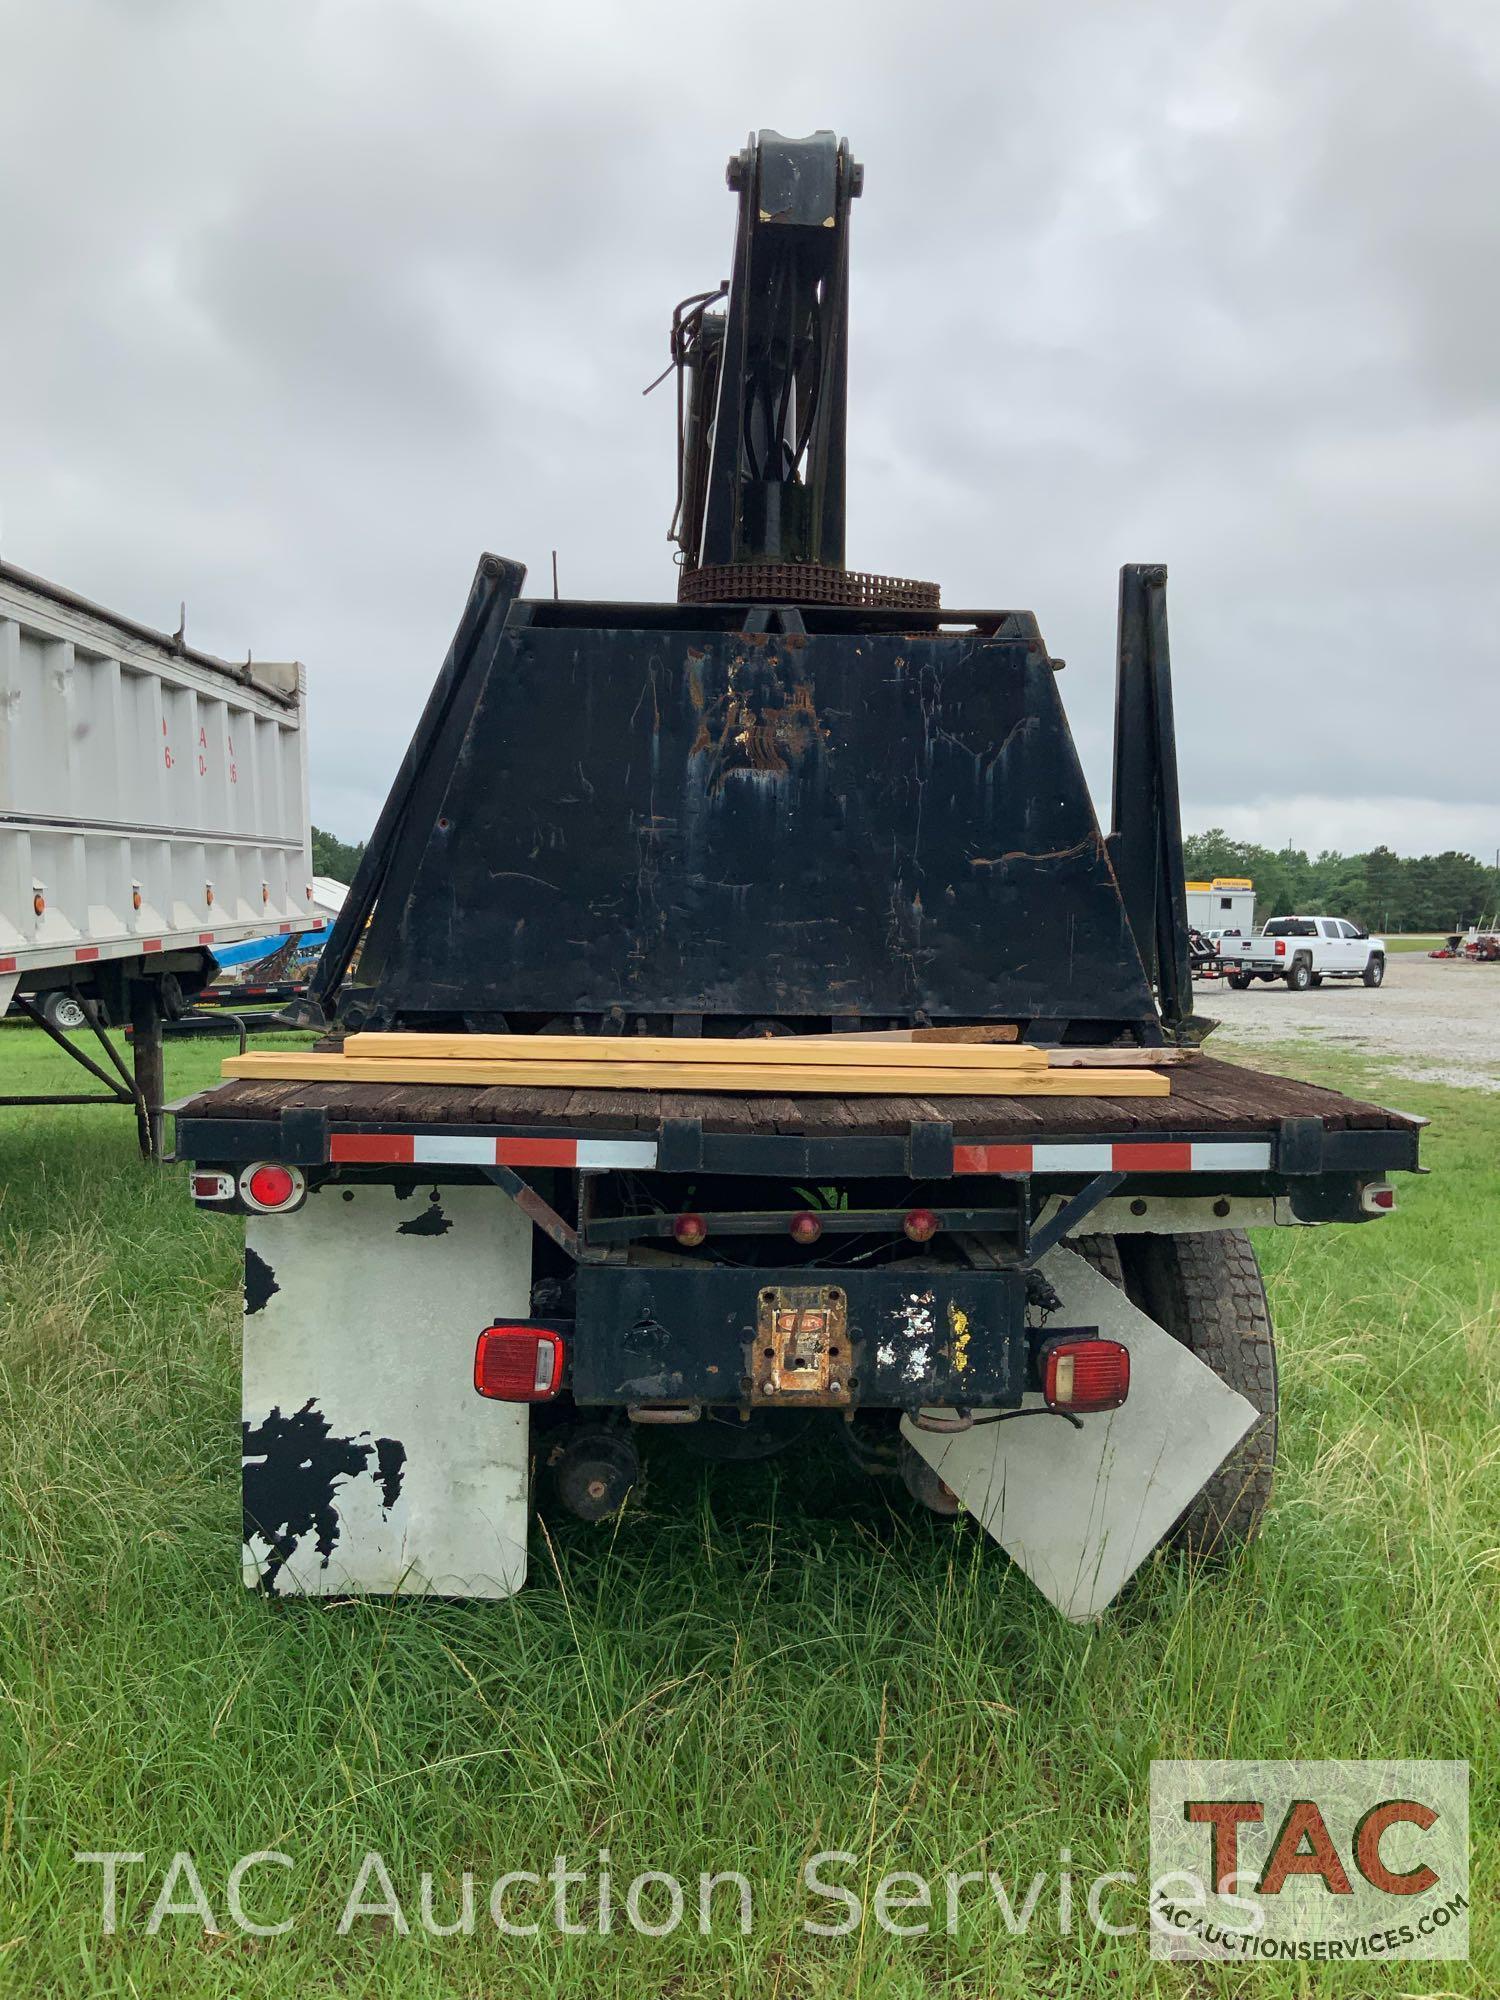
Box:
[329,1132,659,1170]
[953,1139,1272,1175]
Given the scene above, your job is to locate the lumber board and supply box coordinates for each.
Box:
[810,1025,1021,1044]
[220,1052,1169,1097]
[341,1031,1049,1072]
[1046,1046,1200,1068]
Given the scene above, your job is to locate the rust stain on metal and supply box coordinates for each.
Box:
[750,1285,849,1404]
[689,678,827,788]
[970,833,1103,869]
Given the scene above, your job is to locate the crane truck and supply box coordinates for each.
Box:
[175,132,1423,1620]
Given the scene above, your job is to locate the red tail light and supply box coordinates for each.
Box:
[1042,1336,1130,1413]
[474,1324,567,1402]
[904,1207,940,1242]
[1361,1182,1397,1214]
[789,1211,822,1244]
[673,1213,707,1247]
[190,1170,235,1202]
[238,1162,306,1212]
[1274,938,1286,957]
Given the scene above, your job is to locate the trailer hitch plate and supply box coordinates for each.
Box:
[752,1285,849,1404]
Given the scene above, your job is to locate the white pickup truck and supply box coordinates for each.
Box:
[1219,916,1386,992]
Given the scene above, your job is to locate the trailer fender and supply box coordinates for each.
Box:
[900,1243,1256,1620]
[241,1183,531,1598]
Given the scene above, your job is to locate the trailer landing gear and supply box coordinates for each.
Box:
[10,975,167,1159]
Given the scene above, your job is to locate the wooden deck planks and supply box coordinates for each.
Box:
[176,1057,1421,1138]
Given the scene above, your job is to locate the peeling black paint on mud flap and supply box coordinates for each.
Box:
[242,1399,407,1589]
[244,1247,279,1316]
[397,1196,452,1236]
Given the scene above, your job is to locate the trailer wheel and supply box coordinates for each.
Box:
[40,990,87,1032]
[1119,1231,1277,1555]
[1362,954,1385,987]
[1227,972,1252,990]
[1286,957,1313,992]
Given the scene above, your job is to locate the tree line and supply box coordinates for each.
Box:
[310,826,367,883]
[1185,831,1500,935]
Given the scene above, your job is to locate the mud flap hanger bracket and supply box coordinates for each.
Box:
[1021,1171,1125,1265]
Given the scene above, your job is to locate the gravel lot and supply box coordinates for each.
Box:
[1199,947,1500,1090]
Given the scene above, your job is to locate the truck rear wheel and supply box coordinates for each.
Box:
[1286,958,1312,992]
[1118,1231,1277,1555]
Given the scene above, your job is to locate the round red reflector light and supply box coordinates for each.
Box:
[789,1211,823,1244]
[673,1213,707,1247]
[247,1164,296,1209]
[903,1207,940,1243]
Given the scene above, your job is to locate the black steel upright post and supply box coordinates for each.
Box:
[1110,563,1192,1033]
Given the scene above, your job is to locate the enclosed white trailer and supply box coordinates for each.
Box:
[0,559,316,1149]
[1185,876,1255,938]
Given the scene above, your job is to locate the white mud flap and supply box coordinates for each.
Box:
[242,1182,531,1597]
[901,1244,1256,1621]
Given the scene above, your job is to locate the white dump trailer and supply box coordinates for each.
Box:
[0,559,315,1149]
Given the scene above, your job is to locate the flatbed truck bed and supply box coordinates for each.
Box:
[177,1054,1420,1190]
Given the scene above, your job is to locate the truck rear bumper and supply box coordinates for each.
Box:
[571,1263,1029,1412]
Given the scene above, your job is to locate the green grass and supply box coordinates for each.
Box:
[1384,934,1447,953]
[0,1026,1494,1996]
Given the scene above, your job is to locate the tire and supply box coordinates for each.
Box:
[40,990,87,1032]
[1069,1233,1126,1286]
[1286,958,1312,992]
[1227,972,1252,990]
[1119,1231,1277,1555]
[1362,954,1385,988]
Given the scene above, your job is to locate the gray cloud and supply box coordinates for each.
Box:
[1,0,1495,853]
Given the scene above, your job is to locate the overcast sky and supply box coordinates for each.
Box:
[3,0,1496,861]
